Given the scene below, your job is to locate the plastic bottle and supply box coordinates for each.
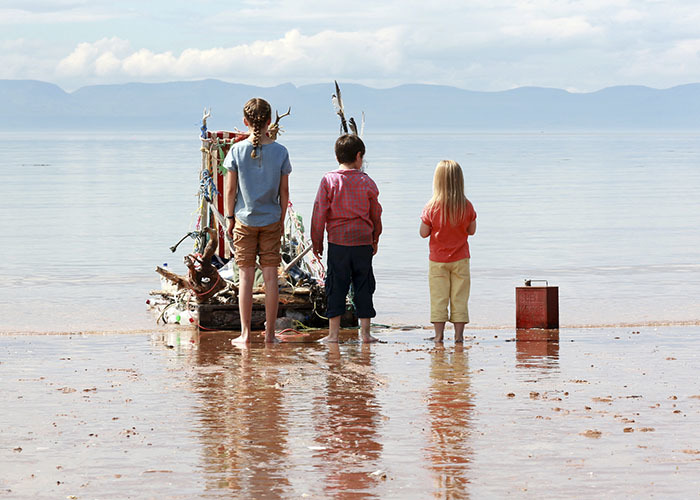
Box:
[171,309,197,325]
[160,263,169,290]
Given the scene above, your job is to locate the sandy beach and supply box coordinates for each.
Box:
[2,324,699,499]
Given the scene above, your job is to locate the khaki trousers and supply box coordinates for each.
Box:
[429,257,470,323]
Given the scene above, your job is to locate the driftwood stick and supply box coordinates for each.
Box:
[283,244,313,272]
[155,266,189,289]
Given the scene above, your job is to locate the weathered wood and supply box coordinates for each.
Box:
[156,227,230,303]
[155,267,188,289]
[199,304,268,330]
[197,302,357,330]
[278,286,311,296]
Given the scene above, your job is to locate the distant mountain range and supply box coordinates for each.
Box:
[1,79,699,131]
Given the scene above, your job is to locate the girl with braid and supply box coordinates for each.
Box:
[224,98,292,343]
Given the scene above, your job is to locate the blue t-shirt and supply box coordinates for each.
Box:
[225,139,292,227]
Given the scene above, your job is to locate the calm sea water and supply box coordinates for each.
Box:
[1,130,699,332]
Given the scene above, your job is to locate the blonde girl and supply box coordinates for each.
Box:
[419,160,477,343]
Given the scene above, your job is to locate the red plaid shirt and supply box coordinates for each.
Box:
[311,169,382,248]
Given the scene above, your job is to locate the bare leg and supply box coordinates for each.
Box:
[453,322,466,343]
[432,321,446,343]
[232,266,255,343]
[321,316,341,343]
[262,266,279,343]
[360,317,378,343]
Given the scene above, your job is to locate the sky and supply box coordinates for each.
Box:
[1,0,700,92]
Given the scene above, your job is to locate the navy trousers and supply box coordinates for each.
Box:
[325,243,376,319]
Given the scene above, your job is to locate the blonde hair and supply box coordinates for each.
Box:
[428,160,467,226]
[243,98,271,159]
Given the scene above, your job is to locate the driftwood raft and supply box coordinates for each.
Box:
[150,223,354,330]
[148,106,357,330]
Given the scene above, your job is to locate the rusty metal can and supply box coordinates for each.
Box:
[516,279,559,329]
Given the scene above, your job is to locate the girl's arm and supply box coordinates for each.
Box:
[419,221,431,238]
[225,169,238,237]
[279,174,289,224]
[467,219,477,236]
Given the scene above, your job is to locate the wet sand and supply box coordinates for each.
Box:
[2,325,700,499]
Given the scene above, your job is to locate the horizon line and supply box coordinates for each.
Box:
[2,77,699,96]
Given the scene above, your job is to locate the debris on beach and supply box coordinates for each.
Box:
[369,469,388,480]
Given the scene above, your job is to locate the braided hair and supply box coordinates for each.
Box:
[243,98,272,159]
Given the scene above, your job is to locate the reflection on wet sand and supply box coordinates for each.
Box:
[4,325,697,498]
[180,329,385,498]
[515,329,560,371]
[192,334,292,498]
[313,343,384,499]
[426,345,474,499]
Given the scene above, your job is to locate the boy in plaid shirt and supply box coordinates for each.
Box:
[311,135,383,343]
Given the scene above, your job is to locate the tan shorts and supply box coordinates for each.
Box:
[232,220,282,269]
[429,257,470,323]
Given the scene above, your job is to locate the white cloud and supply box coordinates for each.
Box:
[5,1,700,91]
[94,51,122,76]
[669,39,700,60]
[0,6,115,24]
[621,38,700,82]
[501,16,601,39]
[614,9,646,22]
[1,1,90,12]
[0,38,61,81]
[56,29,406,83]
[56,37,131,76]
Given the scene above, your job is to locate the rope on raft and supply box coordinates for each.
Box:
[205,200,236,255]
[285,200,325,280]
[199,169,219,204]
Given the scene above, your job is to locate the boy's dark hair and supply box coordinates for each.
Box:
[335,134,365,165]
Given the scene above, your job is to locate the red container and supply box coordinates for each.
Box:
[516,280,559,329]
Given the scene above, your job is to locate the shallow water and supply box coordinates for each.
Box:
[2,326,699,498]
[1,131,700,332]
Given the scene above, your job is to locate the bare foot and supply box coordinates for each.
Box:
[433,336,444,343]
[321,335,339,343]
[361,334,380,343]
[455,337,464,343]
[231,334,251,344]
[265,335,280,344]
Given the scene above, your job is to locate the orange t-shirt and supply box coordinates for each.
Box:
[420,200,477,263]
